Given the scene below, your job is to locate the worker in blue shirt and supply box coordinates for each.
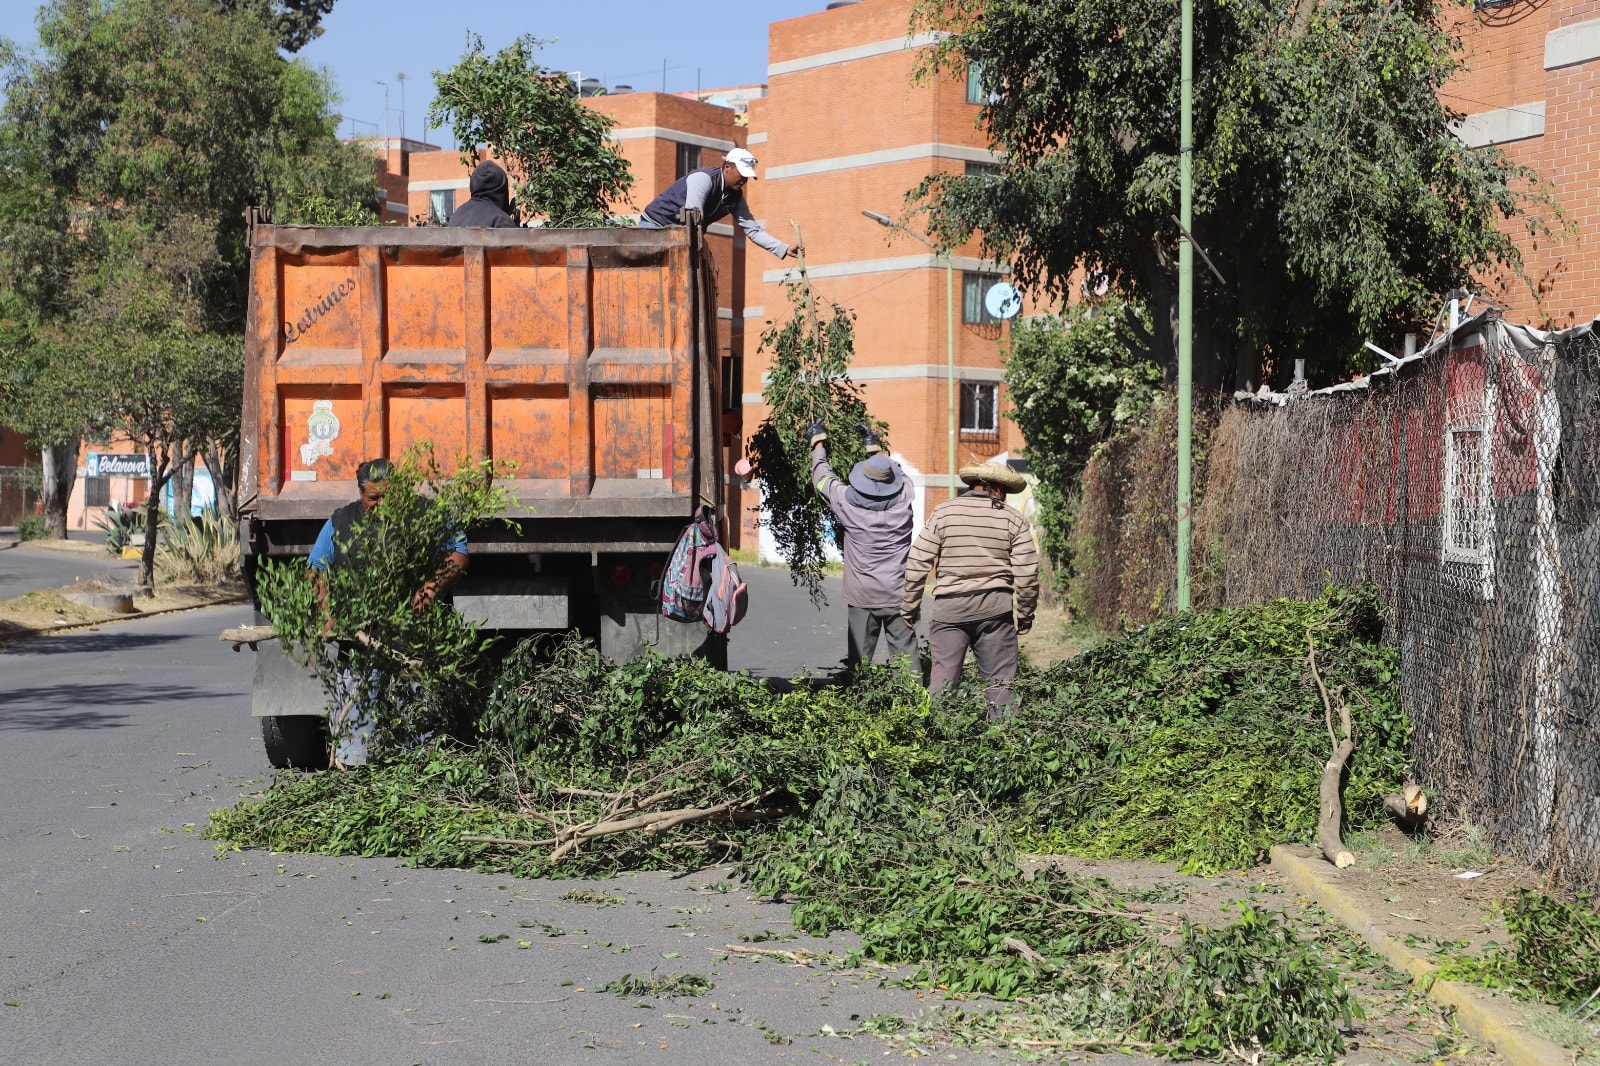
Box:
[306,458,468,764]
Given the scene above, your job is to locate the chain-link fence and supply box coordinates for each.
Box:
[1205,313,1599,887]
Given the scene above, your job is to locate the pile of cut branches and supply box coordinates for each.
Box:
[210,586,1409,1059]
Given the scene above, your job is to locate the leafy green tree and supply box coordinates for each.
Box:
[216,0,339,53]
[1005,303,1163,579]
[429,34,634,226]
[0,0,376,547]
[910,0,1553,391]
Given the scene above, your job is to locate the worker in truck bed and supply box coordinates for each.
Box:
[448,160,519,229]
[638,148,802,260]
[307,458,469,764]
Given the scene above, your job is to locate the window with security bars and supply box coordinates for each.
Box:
[428,189,454,226]
[1443,426,1490,564]
[962,272,1003,325]
[960,382,999,434]
[675,142,702,179]
[84,476,110,508]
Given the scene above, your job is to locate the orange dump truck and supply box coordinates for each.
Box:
[239,222,724,766]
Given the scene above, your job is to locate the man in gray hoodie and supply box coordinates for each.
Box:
[808,421,916,671]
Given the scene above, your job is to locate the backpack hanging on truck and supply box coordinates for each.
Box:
[659,506,720,622]
[659,506,747,632]
[700,546,748,634]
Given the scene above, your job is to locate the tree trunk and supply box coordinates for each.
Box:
[172,448,194,524]
[39,440,79,540]
[138,451,170,589]
[204,439,238,522]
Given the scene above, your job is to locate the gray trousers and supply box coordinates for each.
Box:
[847,605,917,668]
[928,614,1018,715]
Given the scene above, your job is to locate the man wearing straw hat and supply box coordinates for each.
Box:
[807,420,916,671]
[901,461,1039,716]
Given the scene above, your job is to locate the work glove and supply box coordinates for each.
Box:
[1016,615,1033,636]
[806,420,828,448]
[676,206,703,227]
[860,422,883,455]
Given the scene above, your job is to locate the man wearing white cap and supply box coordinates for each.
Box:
[639,148,803,260]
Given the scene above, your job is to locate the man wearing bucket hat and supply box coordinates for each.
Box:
[901,461,1039,716]
[807,419,916,671]
[638,148,802,260]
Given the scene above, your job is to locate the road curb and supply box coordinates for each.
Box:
[0,597,249,642]
[1269,844,1568,1066]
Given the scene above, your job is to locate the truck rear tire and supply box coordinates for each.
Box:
[261,716,330,770]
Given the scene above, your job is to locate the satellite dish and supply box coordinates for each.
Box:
[985,281,1022,320]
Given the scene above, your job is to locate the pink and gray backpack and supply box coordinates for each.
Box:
[660,507,721,622]
[659,506,747,633]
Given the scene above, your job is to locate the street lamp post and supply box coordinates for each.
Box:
[862,210,957,498]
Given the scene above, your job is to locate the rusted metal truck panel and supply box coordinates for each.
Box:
[239,224,725,766]
[240,224,718,528]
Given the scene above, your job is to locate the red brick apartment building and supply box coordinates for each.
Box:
[1446,1,1600,328]
[736,0,1025,552]
[353,0,1600,556]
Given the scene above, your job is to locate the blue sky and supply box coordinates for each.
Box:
[1,1,834,143]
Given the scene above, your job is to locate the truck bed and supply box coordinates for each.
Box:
[239,224,719,539]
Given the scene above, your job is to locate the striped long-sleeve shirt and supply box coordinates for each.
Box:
[901,492,1040,624]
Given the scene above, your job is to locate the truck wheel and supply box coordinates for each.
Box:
[261,716,330,770]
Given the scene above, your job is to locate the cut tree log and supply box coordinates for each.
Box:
[220,625,276,652]
[1309,631,1357,868]
[1383,781,1429,830]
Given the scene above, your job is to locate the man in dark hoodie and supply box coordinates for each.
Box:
[448,160,519,229]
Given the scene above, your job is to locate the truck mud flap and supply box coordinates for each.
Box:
[252,636,334,717]
[600,606,727,669]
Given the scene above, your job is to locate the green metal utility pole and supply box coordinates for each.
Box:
[1176,0,1195,613]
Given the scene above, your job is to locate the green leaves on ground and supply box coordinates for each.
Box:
[1433,890,1600,1008]
[1009,585,1409,871]
[212,585,1412,1058]
[745,282,885,603]
[600,972,714,998]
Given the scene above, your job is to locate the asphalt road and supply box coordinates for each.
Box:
[0,570,1033,1066]
[0,536,136,600]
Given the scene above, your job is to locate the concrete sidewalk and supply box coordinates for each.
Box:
[1271,844,1570,1066]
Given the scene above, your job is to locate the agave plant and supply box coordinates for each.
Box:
[91,504,142,555]
[154,508,240,586]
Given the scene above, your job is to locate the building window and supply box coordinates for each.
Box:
[84,476,110,508]
[964,159,1001,180]
[675,142,702,179]
[722,355,743,413]
[1443,426,1491,563]
[960,382,999,435]
[962,272,1003,325]
[965,61,986,105]
[429,189,454,225]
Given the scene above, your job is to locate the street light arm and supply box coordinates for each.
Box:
[860,208,938,252]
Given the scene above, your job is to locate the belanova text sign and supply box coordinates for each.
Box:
[283,277,356,344]
[86,453,151,478]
